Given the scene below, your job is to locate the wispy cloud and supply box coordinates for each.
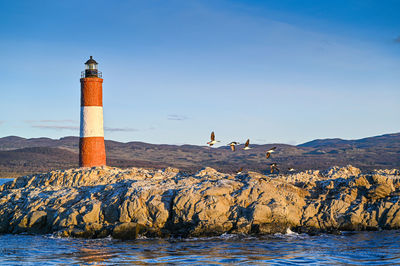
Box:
[104,127,139,132]
[26,119,78,131]
[167,114,189,121]
[394,36,400,43]
[26,119,141,133]
[25,119,76,123]
[32,125,78,130]
[32,125,139,132]
[0,121,4,126]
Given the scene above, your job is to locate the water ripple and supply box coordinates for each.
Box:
[0,230,399,265]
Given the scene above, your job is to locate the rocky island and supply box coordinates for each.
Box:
[0,165,399,239]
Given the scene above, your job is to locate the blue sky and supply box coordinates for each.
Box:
[0,0,399,145]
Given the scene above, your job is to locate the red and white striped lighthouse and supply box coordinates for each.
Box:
[79,56,106,167]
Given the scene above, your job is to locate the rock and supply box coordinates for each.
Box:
[0,165,399,238]
[112,222,140,240]
[352,176,371,188]
[321,165,361,179]
[29,211,47,228]
[252,204,272,224]
[367,183,394,200]
[82,202,101,224]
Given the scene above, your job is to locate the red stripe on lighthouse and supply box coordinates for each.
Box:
[79,72,106,167]
[79,137,106,167]
[81,77,103,106]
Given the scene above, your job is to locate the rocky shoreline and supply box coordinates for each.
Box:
[0,165,399,239]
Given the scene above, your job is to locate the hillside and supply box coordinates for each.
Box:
[299,133,400,149]
[0,133,399,177]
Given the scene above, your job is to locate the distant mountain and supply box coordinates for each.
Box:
[0,136,78,152]
[0,133,399,177]
[299,138,351,148]
[299,133,400,149]
[0,147,77,177]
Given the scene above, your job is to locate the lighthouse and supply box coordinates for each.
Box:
[79,56,106,167]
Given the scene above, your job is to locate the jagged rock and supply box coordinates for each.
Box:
[29,210,47,228]
[0,165,399,238]
[111,222,151,240]
[82,202,101,224]
[321,165,361,179]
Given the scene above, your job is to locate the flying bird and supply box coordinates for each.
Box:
[207,131,220,146]
[265,147,277,159]
[228,141,240,151]
[236,167,243,175]
[243,139,252,150]
[288,168,296,172]
[270,163,279,174]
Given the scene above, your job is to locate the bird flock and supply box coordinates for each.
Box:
[207,131,295,175]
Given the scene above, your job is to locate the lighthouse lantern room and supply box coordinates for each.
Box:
[81,56,102,78]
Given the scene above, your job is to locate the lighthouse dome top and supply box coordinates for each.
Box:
[85,56,98,66]
[82,56,102,78]
[85,56,98,71]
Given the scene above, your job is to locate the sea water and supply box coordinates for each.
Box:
[1,178,399,265]
[0,179,13,186]
[0,230,399,264]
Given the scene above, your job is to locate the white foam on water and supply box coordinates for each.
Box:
[286,227,297,235]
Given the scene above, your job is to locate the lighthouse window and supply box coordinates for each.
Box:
[86,64,98,70]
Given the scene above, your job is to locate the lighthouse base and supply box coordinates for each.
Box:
[79,137,106,167]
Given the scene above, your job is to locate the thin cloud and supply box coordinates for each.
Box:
[25,119,76,124]
[27,119,79,131]
[31,125,139,132]
[32,125,78,130]
[26,119,140,133]
[0,121,4,126]
[394,36,400,43]
[40,119,76,123]
[167,114,189,121]
[104,127,139,132]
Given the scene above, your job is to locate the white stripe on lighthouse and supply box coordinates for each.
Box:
[80,106,104,138]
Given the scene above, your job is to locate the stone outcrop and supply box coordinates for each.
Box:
[0,165,399,239]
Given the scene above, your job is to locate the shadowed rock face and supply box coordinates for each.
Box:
[0,166,399,239]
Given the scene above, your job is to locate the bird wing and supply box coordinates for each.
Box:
[237,167,243,173]
[211,131,215,141]
[271,147,277,150]
[245,139,249,147]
